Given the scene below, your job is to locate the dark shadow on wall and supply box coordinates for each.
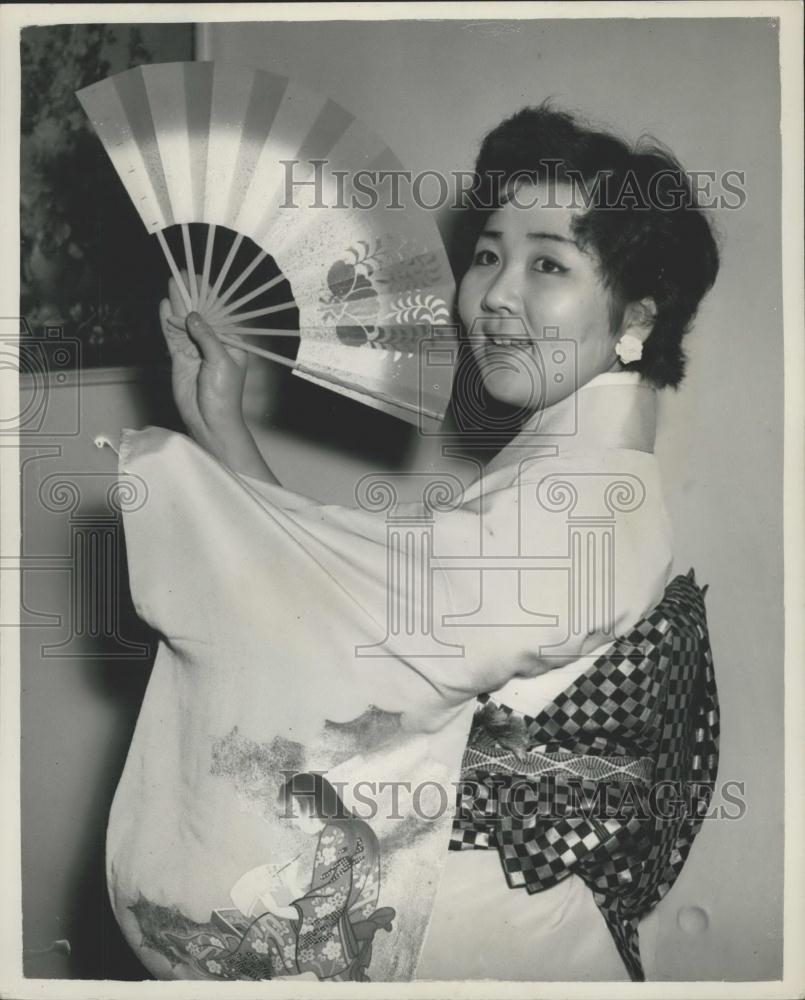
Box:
[21,524,157,981]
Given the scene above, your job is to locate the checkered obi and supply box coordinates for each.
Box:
[449,571,720,982]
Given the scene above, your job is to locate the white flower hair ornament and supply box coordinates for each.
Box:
[615,333,644,365]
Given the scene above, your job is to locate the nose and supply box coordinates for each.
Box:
[481,266,521,314]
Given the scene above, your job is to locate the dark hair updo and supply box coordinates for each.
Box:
[278,771,351,821]
[468,103,721,388]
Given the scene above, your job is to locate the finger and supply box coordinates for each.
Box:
[160,299,199,361]
[185,311,231,364]
[179,269,196,310]
[221,335,249,370]
[160,299,180,342]
[168,277,187,319]
[159,298,172,333]
[170,314,247,369]
[187,272,205,312]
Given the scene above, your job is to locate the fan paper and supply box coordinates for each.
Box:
[76,61,456,426]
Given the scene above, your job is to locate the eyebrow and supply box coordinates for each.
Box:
[480,229,578,246]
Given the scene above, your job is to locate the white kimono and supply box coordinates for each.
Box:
[111,371,671,982]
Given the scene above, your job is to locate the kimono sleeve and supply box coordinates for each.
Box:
[234,471,323,511]
[292,825,357,978]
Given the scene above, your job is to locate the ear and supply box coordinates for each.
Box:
[620,297,657,344]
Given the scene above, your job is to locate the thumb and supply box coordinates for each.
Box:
[184,312,229,364]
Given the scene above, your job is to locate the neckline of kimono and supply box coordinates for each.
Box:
[497,370,657,463]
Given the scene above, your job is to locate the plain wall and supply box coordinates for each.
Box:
[20,16,783,983]
[19,372,160,981]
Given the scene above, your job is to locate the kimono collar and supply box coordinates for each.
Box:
[487,371,657,474]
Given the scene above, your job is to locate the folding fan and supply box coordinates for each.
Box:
[76,61,456,426]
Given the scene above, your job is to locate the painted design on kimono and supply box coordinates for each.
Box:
[128,774,395,981]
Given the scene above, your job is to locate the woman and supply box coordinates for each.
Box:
[113,103,719,982]
[412,106,721,981]
[150,772,394,981]
[270,772,395,981]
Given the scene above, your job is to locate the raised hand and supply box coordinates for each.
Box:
[158,275,279,483]
[160,273,250,447]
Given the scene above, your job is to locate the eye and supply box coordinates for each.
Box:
[533,257,567,275]
[472,247,499,266]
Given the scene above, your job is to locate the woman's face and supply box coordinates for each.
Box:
[290,807,325,836]
[458,181,623,414]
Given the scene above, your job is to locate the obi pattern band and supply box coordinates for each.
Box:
[449,571,720,982]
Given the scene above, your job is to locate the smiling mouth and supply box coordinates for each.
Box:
[485,335,534,349]
[476,322,535,349]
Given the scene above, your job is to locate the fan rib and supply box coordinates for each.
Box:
[198,225,217,311]
[206,270,287,322]
[206,248,268,321]
[156,231,192,311]
[217,332,297,367]
[212,324,300,338]
[217,332,439,420]
[214,301,296,325]
[206,231,244,312]
[181,225,198,308]
[167,317,298,339]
